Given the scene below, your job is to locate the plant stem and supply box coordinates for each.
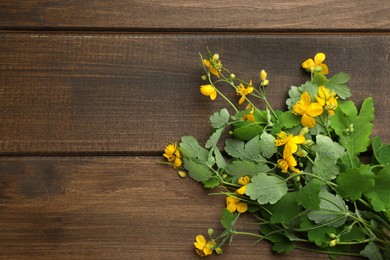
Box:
[295,246,363,257]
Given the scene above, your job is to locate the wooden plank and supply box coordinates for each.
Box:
[0,156,356,259]
[1,33,389,154]
[0,0,389,31]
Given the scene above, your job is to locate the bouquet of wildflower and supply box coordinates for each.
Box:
[163,49,390,259]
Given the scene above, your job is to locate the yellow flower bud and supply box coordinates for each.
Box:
[329,239,338,247]
[201,75,207,81]
[230,73,236,79]
[300,127,309,136]
[212,54,219,61]
[260,70,267,81]
[208,228,214,236]
[295,149,308,157]
[177,171,187,178]
[261,79,269,87]
[215,247,223,255]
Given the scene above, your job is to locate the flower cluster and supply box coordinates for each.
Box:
[163,50,390,259]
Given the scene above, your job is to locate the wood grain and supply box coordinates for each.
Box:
[0,156,357,259]
[1,33,389,154]
[0,0,389,31]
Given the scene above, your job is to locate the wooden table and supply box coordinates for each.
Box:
[1,1,389,259]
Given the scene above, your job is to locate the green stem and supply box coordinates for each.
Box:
[295,246,363,257]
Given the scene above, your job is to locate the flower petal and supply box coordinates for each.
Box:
[236,185,246,195]
[314,53,326,64]
[292,135,306,145]
[301,113,316,128]
[306,102,324,117]
[302,58,315,70]
[194,235,206,250]
[319,63,329,75]
[236,202,248,213]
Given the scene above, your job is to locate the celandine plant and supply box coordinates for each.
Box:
[163,50,390,259]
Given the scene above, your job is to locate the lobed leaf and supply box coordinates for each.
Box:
[210,108,230,128]
[259,132,277,158]
[330,98,375,167]
[268,192,301,224]
[308,189,349,227]
[364,166,390,212]
[183,158,212,182]
[224,136,264,161]
[180,136,208,162]
[245,173,288,205]
[297,178,324,210]
[225,160,270,182]
[324,72,352,99]
[312,134,345,181]
[372,136,390,166]
[336,165,375,201]
[360,242,383,260]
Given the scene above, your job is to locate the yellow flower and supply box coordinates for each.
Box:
[302,52,329,75]
[236,81,254,105]
[316,86,338,116]
[194,235,216,256]
[236,176,250,195]
[277,157,300,174]
[200,84,217,100]
[226,196,248,213]
[275,132,306,154]
[203,54,222,77]
[292,92,324,128]
[163,143,182,168]
[242,104,255,122]
[275,132,305,173]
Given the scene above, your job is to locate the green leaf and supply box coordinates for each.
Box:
[372,136,390,166]
[297,178,324,210]
[225,136,264,161]
[364,166,390,212]
[360,242,383,260]
[259,132,277,158]
[213,147,226,169]
[220,208,236,229]
[277,111,301,129]
[261,225,296,253]
[205,128,224,149]
[245,173,288,205]
[307,226,336,246]
[210,108,230,128]
[324,72,352,99]
[313,73,327,86]
[312,134,345,181]
[272,240,296,254]
[232,124,263,141]
[339,225,366,243]
[336,165,375,201]
[286,86,301,110]
[183,158,212,182]
[330,98,375,163]
[225,160,270,182]
[308,189,349,227]
[299,81,318,99]
[180,136,208,162]
[203,177,220,189]
[268,192,300,224]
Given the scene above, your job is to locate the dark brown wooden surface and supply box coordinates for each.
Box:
[1,1,389,259]
[0,157,356,259]
[0,0,389,31]
[1,33,389,154]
